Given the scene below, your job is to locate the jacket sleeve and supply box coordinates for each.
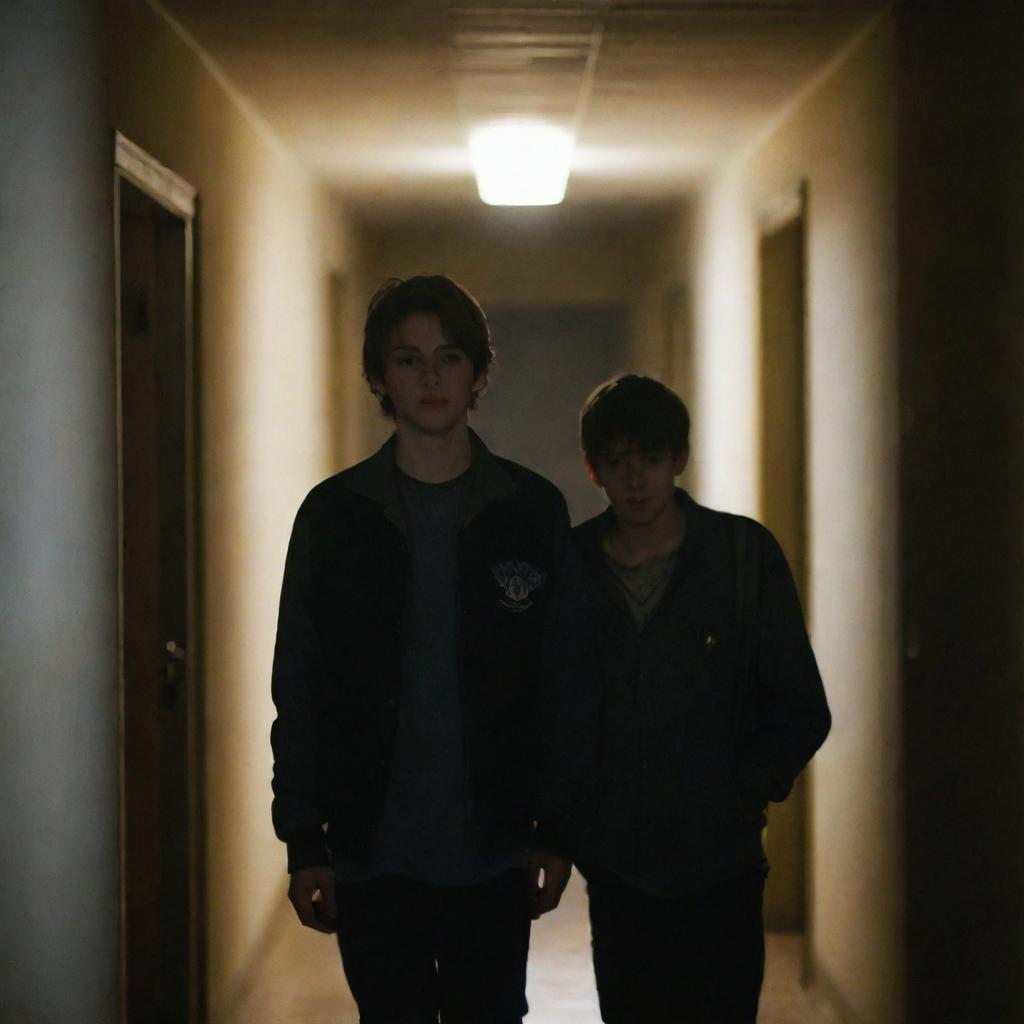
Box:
[533,538,602,861]
[734,528,831,809]
[270,498,330,872]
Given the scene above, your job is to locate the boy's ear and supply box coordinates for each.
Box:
[673,446,690,476]
[584,458,601,486]
[472,368,488,394]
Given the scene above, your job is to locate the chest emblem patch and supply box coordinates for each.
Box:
[492,561,546,612]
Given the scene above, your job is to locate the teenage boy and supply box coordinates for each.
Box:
[537,375,831,1024]
[271,276,571,1024]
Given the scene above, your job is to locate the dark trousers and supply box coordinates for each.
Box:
[586,869,766,1024]
[334,869,531,1024]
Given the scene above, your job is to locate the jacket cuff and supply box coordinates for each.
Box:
[285,829,330,872]
[533,814,579,862]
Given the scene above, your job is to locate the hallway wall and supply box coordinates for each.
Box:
[1,2,119,1020]
[107,3,362,1018]
[686,15,902,1023]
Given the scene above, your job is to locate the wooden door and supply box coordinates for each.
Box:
[759,200,810,934]
[116,138,202,1023]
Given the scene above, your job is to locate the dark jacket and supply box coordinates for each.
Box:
[271,431,570,871]
[537,491,830,896]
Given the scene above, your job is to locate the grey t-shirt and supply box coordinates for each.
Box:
[335,465,519,885]
[604,548,679,630]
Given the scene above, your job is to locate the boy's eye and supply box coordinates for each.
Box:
[442,350,466,364]
[395,354,418,367]
[645,453,667,466]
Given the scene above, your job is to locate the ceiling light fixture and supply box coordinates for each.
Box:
[469,122,574,206]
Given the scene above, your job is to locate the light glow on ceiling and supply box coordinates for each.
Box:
[469,122,574,206]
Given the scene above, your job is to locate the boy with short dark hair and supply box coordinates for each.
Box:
[538,374,831,1023]
[271,275,571,1023]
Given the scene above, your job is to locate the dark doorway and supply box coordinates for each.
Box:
[759,190,810,937]
[115,137,202,1023]
[474,305,629,524]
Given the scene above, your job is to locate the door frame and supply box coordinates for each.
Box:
[757,180,816,965]
[113,131,204,1023]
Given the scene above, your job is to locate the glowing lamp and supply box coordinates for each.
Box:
[469,123,573,206]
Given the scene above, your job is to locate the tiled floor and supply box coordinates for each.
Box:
[235,873,839,1023]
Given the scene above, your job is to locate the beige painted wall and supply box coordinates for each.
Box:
[687,16,903,1023]
[107,4,361,1018]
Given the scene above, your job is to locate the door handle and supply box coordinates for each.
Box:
[161,640,187,708]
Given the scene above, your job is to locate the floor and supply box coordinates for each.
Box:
[235,873,840,1023]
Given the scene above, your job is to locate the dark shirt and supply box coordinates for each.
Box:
[369,468,472,883]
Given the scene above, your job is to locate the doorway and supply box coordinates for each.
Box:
[115,134,203,1023]
[758,186,811,937]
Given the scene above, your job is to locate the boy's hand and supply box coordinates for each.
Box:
[288,866,338,933]
[527,852,571,919]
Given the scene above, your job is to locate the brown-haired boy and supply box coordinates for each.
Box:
[538,374,831,1023]
[272,276,571,1023]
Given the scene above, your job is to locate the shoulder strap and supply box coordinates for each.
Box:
[734,517,747,624]
[733,517,761,676]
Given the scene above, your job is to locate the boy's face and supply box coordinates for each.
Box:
[372,312,486,436]
[588,441,688,528]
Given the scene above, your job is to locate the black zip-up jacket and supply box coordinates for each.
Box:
[271,431,570,872]
[536,491,830,896]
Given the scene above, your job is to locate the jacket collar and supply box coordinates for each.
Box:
[576,489,715,627]
[577,488,702,547]
[341,427,516,531]
[577,489,716,574]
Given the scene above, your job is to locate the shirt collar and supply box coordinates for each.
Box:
[341,427,516,530]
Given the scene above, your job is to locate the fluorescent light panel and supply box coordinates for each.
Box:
[469,123,573,206]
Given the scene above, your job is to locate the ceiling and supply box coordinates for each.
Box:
[158,0,885,221]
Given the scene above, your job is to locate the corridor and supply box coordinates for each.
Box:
[235,875,838,1024]
[4,3,1024,1023]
